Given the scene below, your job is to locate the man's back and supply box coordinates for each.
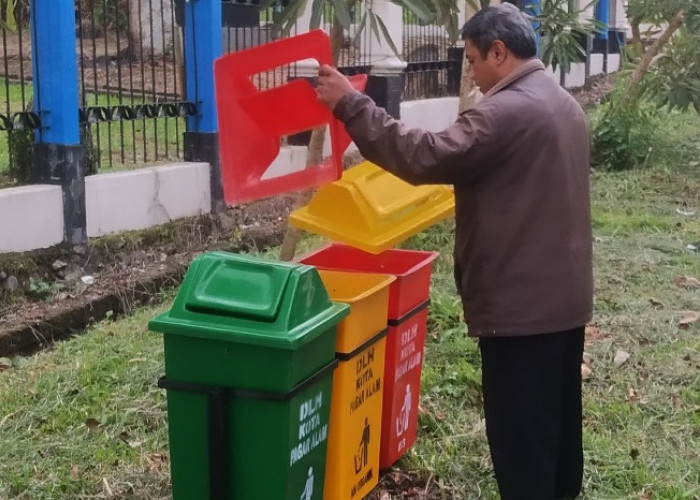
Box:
[454,67,593,336]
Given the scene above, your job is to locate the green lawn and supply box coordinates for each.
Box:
[0,79,33,181]
[1,108,700,499]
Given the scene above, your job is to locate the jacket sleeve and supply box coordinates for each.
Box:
[334,93,500,185]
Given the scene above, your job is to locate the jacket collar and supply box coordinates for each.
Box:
[483,58,545,98]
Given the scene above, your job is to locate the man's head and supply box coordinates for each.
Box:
[461,3,537,93]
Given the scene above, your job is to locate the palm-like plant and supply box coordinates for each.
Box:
[530,0,604,77]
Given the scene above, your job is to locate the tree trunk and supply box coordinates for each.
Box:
[277,126,326,261]
[458,56,482,114]
[624,11,684,103]
[278,15,347,261]
[127,0,143,60]
[126,0,174,59]
[458,3,480,115]
[174,26,186,100]
[630,18,642,55]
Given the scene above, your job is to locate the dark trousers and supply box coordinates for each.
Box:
[479,327,585,500]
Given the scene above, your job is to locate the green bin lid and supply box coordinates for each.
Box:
[149,252,349,349]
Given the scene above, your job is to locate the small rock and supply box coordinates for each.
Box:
[614,350,630,368]
[80,275,95,285]
[52,259,68,271]
[581,364,593,379]
[2,275,19,292]
[73,245,87,256]
[582,351,593,366]
[0,271,6,280]
[61,264,85,281]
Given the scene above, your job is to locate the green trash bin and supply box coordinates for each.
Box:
[149,251,349,500]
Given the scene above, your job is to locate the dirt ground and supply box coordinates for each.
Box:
[0,192,297,353]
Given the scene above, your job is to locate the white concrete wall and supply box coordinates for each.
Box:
[608,54,621,72]
[0,185,64,253]
[401,97,459,132]
[86,162,211,237]
[590,54,605,76]
[261,145,309,179]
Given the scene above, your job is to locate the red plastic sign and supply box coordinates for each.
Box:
[214,30,367,205]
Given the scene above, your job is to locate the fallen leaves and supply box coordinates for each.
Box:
[678,311,700,328]
[85,418,101,432]
[614,350,630,368]
[585,325,611,342]
[581,351,594,379]
[119,431,145,448]
[143,453,168,473]
[102,477,114,498]
[675,275,700,289]
[0,357,11,372]
[671,391,682,409]
[649,297,663,307]
[627,388,648,405]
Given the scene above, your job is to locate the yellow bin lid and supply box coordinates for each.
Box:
[289,161,455,254]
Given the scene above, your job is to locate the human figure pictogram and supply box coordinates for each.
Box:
[396,384,412,436]
[354,418,371,473]
[301,467,314,500]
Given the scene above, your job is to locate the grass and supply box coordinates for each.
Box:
[0,79,33,181]
[2,108,700,499]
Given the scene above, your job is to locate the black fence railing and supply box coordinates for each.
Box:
[0,0,454,187]
[402,12,460,101]
[1,5,38,185]
[75,0,187,171]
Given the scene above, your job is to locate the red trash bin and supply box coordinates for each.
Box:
[298,243,438,469]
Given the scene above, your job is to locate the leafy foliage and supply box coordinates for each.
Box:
[262,0,464,53]
[642,30,700,113]
[592,101,658,171]
[0,0,27,31]
[623,0,700,112]
[531,0,604,74]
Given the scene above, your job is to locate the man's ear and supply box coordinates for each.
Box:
[491,40,508,64]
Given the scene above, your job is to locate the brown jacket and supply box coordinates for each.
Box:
[334,59,593,337]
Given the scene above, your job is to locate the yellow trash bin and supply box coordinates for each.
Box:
[289,161,455,254]
[318,270,395,500]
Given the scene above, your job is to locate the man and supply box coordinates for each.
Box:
[315,3,593,499]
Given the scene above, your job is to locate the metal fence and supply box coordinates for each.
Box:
[403,12,461,101]
[1,2,39,183]
[0,0,452,185]
[75,0,188,171]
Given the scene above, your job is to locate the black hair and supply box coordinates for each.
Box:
[461,3,537,60]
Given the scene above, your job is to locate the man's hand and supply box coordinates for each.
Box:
[316,64,360,111]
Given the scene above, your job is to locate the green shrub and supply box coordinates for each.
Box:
[592,97,659,171]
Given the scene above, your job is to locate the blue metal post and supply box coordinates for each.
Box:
[595,0,610,73]
[30,0,80,144]
[184,0,222,133]
[183,0,225,211]
[29,0,86,244]
[525,0,542,55]
[595,0,610,40]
